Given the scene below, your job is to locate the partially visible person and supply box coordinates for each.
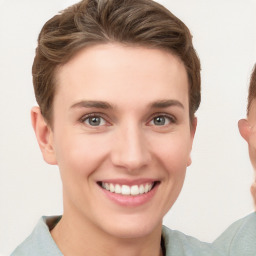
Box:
[212,64,256,256]
[238,64,256,209]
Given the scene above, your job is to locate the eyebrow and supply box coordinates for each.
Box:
[70,100,113,110]
[150,99,184,109]
[70,99,184,111]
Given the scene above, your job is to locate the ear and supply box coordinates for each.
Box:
[31,106,57,165]
[238,119,250,142]
[187,117,197,167]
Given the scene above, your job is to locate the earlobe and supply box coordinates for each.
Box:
[238,119,250,142]
[31,106,57,165]
[187,157,192,167]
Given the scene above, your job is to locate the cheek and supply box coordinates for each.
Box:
[155,135,190,215]
[54,133,110,178]
[152,132,192,173]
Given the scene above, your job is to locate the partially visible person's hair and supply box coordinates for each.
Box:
[247,64,256,115]
[32,0,201,125]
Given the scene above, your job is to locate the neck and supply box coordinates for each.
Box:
[51,212,163,256]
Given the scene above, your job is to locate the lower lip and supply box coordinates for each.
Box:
[100,184,159,207]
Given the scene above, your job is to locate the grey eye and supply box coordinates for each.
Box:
[153,116,168,126]
[84,116,106,126]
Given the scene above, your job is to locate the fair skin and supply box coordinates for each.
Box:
[238,99,256,209]
[31,44,196,256]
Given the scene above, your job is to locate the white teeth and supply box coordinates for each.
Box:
[144,184,149,193]
[131,185,139,195]
[105,183,110,190]
[110,183,115,192]
[122,185,130,195]
[115,184,121,194]
[139,184,145,194]
[101,182,155,196]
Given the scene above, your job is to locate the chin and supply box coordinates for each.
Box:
[100,215,162,240]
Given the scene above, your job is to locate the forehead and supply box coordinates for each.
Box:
[55,43,189,110]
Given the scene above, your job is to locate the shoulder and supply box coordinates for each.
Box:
[162,226,223,256]
[10,216,62,256]
[213,212,256,256]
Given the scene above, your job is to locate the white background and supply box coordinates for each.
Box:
[0,0,256,255]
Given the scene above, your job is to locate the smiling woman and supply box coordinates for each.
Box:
[9,0,256,256]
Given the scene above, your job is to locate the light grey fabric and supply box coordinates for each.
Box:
[11,216,62,256]
[11,213,256,256]
[212,212,256,256]
[162,226,224,256]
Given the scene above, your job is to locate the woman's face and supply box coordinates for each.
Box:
[47,43,196,239]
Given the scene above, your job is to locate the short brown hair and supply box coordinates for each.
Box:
[247,64,256,114]
[32,0,201,125]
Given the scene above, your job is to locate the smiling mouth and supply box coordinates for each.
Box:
[97,181,159,196]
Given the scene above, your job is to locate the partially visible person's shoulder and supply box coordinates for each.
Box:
[11,216,62,256]
[162,226,224,256]
[213,212,256,256]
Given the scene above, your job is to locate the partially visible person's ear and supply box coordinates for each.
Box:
[31,106,57,165]
[238,119,250,142]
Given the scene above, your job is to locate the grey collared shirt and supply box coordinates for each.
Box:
[11,213,256,256]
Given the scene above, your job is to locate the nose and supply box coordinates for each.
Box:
[110,123,151,172]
